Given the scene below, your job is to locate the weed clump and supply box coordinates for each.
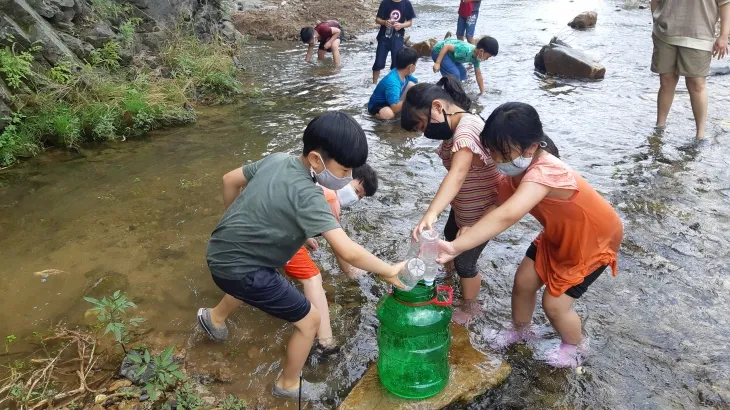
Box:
[0,23,244,167]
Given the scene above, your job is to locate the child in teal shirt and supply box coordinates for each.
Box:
[431,36,499,94]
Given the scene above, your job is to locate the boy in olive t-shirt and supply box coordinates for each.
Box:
[198,111,403,402]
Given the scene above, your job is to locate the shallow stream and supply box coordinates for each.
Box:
[2,0,730,408]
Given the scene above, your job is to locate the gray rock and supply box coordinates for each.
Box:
[0,99,11,130]
[219,20,242,43]
[534,37,606,79]
[119,352,157,384]
[710,66,730,76]
[568,11,598,29]
[0,15,34,49]
[57,32,93,59]
[82,21,115,48]
[0,0,80,65]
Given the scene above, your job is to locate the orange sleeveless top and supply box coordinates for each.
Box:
[497,154,624,297]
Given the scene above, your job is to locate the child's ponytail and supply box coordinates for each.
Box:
[541,134,560,158]
[436,76,472,111]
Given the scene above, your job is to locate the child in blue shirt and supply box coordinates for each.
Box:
[368,47,419,120]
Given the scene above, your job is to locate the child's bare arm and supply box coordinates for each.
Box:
[305,43,314,62]
[322,228,405,286]
[222,168,248,210]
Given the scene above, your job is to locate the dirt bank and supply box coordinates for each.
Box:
[232,0,380,40]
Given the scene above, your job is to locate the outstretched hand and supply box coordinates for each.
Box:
[436,240,458,264]
[412,213,437,242]
[378,260,407,289]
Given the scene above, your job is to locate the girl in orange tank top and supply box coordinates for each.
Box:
[437,102,623,368]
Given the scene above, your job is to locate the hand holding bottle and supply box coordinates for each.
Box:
[412,212,438,242]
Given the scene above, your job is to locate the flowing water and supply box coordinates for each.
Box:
[2,0,730,408]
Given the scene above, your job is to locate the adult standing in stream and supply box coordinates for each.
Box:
[651,0,730,140]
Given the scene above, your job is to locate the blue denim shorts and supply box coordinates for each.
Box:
[456,11,479,38]
[432,49,467,81]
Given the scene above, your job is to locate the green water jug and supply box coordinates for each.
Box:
[376,282,453,399]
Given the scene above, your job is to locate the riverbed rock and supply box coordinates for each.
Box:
[534,37,606,79]
[83,21,115,48]
[710,66,730,76]
[411,38,436,58]
[338,324,511,410]
[108,379,133,392]
[568,11,597,29]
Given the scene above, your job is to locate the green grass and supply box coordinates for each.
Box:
[0,24,244,167]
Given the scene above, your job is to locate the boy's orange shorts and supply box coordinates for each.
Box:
[284,247,320,280]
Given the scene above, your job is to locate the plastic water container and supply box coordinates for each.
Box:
[419,229,440,286]
[385,21,394,38]
[397,258,425,291]
[377,283,454,399]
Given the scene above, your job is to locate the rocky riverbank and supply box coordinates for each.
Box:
[232,0,380,41]
[0,0,247,167]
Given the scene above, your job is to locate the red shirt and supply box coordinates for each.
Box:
[315,20,340,44]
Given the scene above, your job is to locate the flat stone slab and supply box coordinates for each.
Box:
[339,324,511,410]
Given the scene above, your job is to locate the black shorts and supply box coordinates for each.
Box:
[318,29,344,52]
[525,243,607,299]
[444,210,488,279]
[211,267,310,323]
[368,102,389,115]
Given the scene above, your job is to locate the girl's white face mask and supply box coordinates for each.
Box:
[336,183,360,208]
[495,155,531,176]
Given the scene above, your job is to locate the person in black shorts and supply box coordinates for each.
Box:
[300,20,343,66]
[198,111,403,401]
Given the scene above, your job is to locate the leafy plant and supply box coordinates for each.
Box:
[220,394,247,410]
[0,39,39,88]
[91,0,131,20]
[49,63,73,85]
[84,290,145,352]
[5,334,16,352]
[90,41,122,70]
[50,105,81,147]
[119,18,143,48]
[127,346,184,401]
[175,381,206,410]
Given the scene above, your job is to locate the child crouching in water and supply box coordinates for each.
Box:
[437,102,623,367]
[283,164,379,357]
[400,76,500,325]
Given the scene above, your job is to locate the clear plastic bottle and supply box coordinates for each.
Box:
[419,229,440,286]
[397,258,425,291]
[385,20,394,38]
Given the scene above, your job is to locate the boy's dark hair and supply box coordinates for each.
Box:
[476,36,499,56]
[401,76,471,132]
[481,102,560,162]
[395,47,419,70]
[303,111,368,168]
[300,27,315,43]
[352,163,378,196]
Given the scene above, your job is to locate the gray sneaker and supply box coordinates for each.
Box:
[197,308,228,341]
[272,379,323,401]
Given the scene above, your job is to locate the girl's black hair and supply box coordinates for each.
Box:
[400,76,472,132]
[481,102,560,160]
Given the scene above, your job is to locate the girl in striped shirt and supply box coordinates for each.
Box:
[401,76,501,324]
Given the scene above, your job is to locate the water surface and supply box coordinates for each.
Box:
[2,0,730,408]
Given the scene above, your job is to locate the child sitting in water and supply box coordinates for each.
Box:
[368,47,419,120]
[199,111,403,401]
[283,164,379,358]
[431,36,498,94]
[436,102,624,368]
[300,20,343,66]
[400,76,500,325]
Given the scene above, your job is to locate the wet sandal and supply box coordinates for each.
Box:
[197,308,228,341]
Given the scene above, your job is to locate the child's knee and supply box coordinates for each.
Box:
[541,293,568,319]
[299,305,321,332]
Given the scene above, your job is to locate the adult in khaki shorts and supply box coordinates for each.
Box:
[651,0,730,140]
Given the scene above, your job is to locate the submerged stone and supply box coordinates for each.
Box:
[338,324,511,410]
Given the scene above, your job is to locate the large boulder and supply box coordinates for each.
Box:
[411,38,436,58]
[338,324,511,410]
[535,37,606,79]
[568,11,597,29]
[0,0,80,65]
